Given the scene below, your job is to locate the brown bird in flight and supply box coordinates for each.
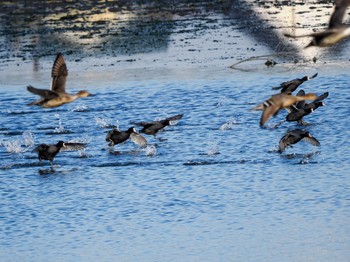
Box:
[284,0,350,47]
[251,93,318,127]
[27,53,93,108]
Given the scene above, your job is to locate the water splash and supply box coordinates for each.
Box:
[54,114,68,133]
[78,148,89,158]
[71,104,89,112]
[143,145,157,156]
[22,131,35,147]
[4,140,25,153]
[1,163,14,169]
[67,136,91,144]
[206,142,220,156]
[216,97,228,107]
[219,118,237,131]
[95,117,118,128]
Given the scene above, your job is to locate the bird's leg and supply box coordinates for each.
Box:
[272,119,286,129]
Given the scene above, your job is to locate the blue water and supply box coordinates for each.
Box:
[1,1,350,261]
[1,64,350,261]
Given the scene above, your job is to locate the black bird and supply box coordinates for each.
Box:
[284,0,350,47]
[278,129,320,153]
[106,127,147,147]
[132,114,183,136]
[34,141,86,164]
[287,91,329,124]
[272,73,318,94]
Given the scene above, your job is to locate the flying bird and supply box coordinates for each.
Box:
[27,53,93,108]
[131,114,183,136]
[272,73,318,94]
[105,127,147,147]
[284,0,350,47]
[278,129,321,153]
[34,141,86,164]
[286,91,329,124]
[251,93,318,127]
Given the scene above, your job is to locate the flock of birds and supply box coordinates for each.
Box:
[27,53,327,164]
[253,0,350,152]
[24,0,350,165]
[27,53,184,164]
[251,73,328,153]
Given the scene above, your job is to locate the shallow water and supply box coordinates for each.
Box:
[1,1,350,261]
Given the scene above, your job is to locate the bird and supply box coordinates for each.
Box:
[34,141,86,164]
[272,73,318,94]
[286,91,329,124]
[131,114,183,136]
[105,127,147,147]
[278,129,321,153]
[284,0,350,47]
[251,93,318,127]
[27,53,93,108]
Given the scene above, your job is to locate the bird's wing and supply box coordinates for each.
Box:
[60,142,86,151]
[313,92,329,103]
[309,73,318,79]
[131,121,155,127]
[130,132,148,147]
[294,89,306,110]
[27,85,58,99]
[328,0,350,28]
[302,136,321,147]
[278,133,292,153]
[165,114,184,122]
[284,29,338,38]
[304,92,329,110]
[260,104,279,126]
[51,53,68,93]
[272,79,295,90]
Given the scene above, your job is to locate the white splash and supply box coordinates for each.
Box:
[71,104,89,112]
[54,114,68,133]
[95,117,118,128]
[219,118,237,131]
[207,142,220,156]
[216,97,228,107]
[78,148,89,158]
[4,140,25,153]
[22,131,35,147]
[143,145,157,156]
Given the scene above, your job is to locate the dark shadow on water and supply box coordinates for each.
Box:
[38,166,80,176]
[92,160,178,167]
[1,0,347,68]
[183,158,271,166]
[279,151,321,164]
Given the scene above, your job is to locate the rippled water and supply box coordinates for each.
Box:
[1,64,350,261]
[1,1,350,261]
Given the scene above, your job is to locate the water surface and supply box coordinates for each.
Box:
[1,1,350,261]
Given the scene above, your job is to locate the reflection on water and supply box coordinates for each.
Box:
[1,0,349,71]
